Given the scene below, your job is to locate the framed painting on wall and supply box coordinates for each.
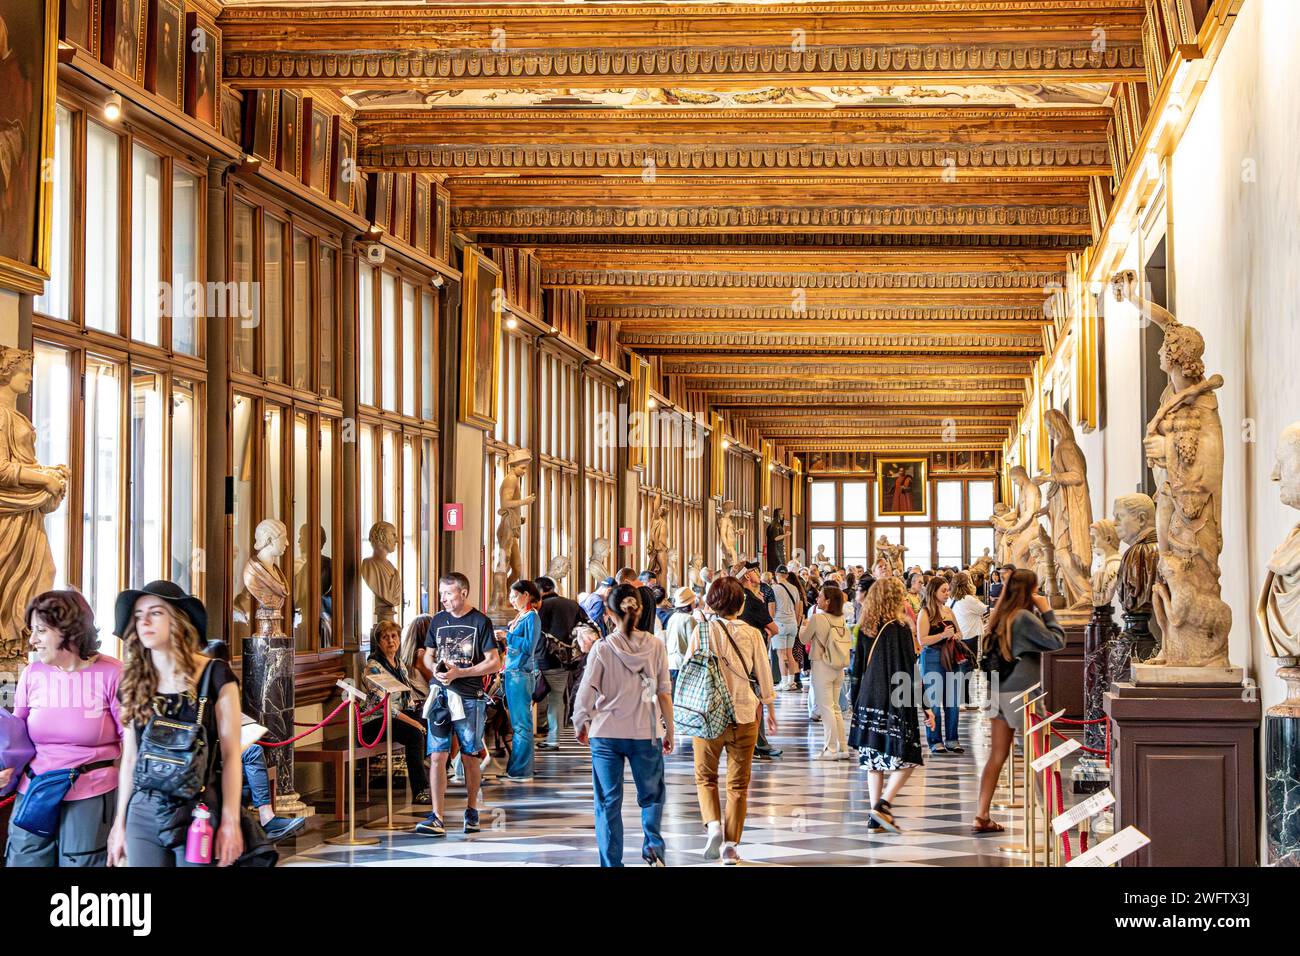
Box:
[433,182,450,263]
[101,0,145,83]
[412,175,430,254]
[304,98,330,193]
[0,0,58,295]
[458,247,502,430]
[276,89,301,176]
[60,0,98,56]
[145,0,183,108]
[329,117,355,208]
[391,172,410,244]
[876,457,928,517]
[367,171,392,232]
[241,88,276,162]
[183,10,218,129]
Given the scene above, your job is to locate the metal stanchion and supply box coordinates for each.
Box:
[1000,689,1047,861]
[326,682,379,847]
[367,694,410,831]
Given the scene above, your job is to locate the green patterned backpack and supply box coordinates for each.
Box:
[672,619,736,739]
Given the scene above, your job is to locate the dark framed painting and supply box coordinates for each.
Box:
[220,85,241,144]
[412,175,430,254]
[391,172,410,244]
[182,10,218,129]
[303,98,330,193]
[329,116,355,208]
[0,0,58,295]
[145,0,183,107]
[101,0,145,83]
[240,88,276,161]
[876,457,928,517]
[433,182,450,263]
[276,89,301,176]
[59,0,98,55]
[458,247,502,429]
[367,171,392,232]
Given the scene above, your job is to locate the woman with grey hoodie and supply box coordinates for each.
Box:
[573,582,674,867]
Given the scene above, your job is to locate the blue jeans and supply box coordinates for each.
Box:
[541,669,568,747]
[504,669,537,778]
[242,745,272,808]
[589,736,666,867]
[921,647,960,747]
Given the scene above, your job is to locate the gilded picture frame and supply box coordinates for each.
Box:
[145,0,183,108]
[329,117,355,209]
[458,247,502,430]
[182,9,219,129]
[60,0,98,56]
[102,0,145,84]
[876,457,928,517]
[0,0,58,295]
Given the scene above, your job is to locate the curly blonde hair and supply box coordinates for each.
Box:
[862,577,907,637]
[118,602,204,726]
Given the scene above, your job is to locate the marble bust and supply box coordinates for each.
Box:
[362,520,402,623]
[1115,493,1159,612]
[1090,518,1122,607]
[1257,422,1300,660]
[587,537,611,586]
[245,518,290,638]
[546,553,571,589]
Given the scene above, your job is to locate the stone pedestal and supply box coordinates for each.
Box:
[1041,608,1088,720]
[1083,603,1120,752]
[1266,662,1300,866]
[243,635,311,817]
[1104,681,1259,866]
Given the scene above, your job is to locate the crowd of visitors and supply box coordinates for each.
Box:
[1,547,1062,868]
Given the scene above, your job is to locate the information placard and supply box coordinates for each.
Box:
[1052,786,1116,834]
[1065,825,1150,867]
[1032,736,1081,773]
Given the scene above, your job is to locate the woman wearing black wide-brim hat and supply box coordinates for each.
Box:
[107,581,246,866]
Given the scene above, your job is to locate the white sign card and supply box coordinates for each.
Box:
[364,672,412,695]
[1052,786,1116,834]
[1007,681,1042,703]
[1016,691,1048,714]
[336,678,367,702]
[1065,826,1150,867]
[1032,736,1082,773]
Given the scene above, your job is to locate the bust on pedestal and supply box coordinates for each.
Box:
[1114,493,1160,679]
[361,520,401,625]
[1256,422,1300,866]
[241,518,309,816]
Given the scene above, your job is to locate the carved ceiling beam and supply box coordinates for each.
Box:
[541,265,1062,290]
[474,233,1090,251]
[587,305,1047,323]
[619,330,1045,352]
[660,355,1033,375]
[779,440,1004,451]
[706,392,1023,406]
[537,246,1069,273]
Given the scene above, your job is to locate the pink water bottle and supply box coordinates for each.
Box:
[185,804,213,864]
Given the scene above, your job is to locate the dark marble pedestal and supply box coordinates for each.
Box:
[1105,681,1260,866]
[1083,603,1120,752]
[243,635,310,816]
[1266,663,1300,866]
[1041,609,1088,719]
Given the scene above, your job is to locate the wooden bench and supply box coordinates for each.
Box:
[295,740,374,820]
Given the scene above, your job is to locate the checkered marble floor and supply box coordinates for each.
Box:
[278,686,1035,867]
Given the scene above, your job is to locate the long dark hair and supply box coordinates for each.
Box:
[922,576,949,624]
[606,582,642,635]
[986,569,1040,660]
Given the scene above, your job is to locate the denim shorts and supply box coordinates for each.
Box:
[427,695,487,754]
[771,625,797,650]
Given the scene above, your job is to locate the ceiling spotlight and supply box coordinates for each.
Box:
[647,397,657,410]
[506,316,518,330]
[104,92,123,122]
[721,439,730,450]
[432,275,444,289]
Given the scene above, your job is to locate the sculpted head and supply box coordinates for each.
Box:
[368,520,399,555]
[1160,324,1206,380]
[1273,422,1300,510]
[1044,409,1074,443]
[1113,493,1155,545]
[1009,465,1030,487]
[1090,518,1120,557]
[253,518,288,560]
[0,346,34,394]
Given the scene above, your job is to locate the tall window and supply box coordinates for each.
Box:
[538,348,579,593]
[31,96,206,639]
[583,374,618,588]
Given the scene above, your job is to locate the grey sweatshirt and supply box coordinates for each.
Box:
[1000,609,1066,693]
[572,628,672,741]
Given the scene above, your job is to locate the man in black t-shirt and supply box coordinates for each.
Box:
[534,576,592,749]
[617,567,658,633]
[736,562,782,758]
[418,572,500,837]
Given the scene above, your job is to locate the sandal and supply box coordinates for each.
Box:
[970,817,1005,834]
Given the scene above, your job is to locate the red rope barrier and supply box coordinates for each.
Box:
[0,794,13,810]
[260,699,349,748]
[1047,723,1109,756]
[354,695,391,750]
[1050,715,1109,726]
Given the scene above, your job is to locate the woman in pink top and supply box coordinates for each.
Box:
[2,590,123,866]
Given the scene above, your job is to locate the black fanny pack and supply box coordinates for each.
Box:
[13,759,117,837]
[134,661,215,802]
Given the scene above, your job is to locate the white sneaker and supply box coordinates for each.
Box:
[834,750,851,761]
[721,843,741,865]
[813,749,834,760]
[703,822,724,860]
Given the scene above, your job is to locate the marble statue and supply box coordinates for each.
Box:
[546,553,571,590]
[1114,492,1161,667]
[718,499,739,568]
[1090,519,1122,607]
[496,448,534,592]
[875,534,906,574]
[665,548,680,591]
[990,502,1015,565]
[645,492,669,579]
[765,507,791,569]
[814,543,828,567]
[0,347,67,679]
[1034,409,1094,608]
[1257,422,1300,865]
[1004,465,1042,569]
[1114,271,1234,678]
[489,547,511,614]
[970,547,995,580]
[687,554,704,590]
[245,518,290,637]
[362,520,401,624]
[1028,524,1061,606]
[587,537,611,585]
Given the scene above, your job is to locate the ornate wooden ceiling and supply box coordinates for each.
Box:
[219,0,1145,456]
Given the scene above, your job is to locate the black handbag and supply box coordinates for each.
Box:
[134,661,215,801]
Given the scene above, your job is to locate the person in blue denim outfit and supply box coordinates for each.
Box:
[499,580,541,781]
[917,577,963,754]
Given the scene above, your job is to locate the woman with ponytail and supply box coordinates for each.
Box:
[572,583,673,866]
[971,568,1064,834]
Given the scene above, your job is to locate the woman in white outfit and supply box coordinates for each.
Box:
[770,568,804,690]
[800,585,851,759]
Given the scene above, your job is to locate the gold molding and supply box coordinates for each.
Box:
[542,268,1063,290]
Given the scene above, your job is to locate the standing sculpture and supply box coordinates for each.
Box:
[645,492,669,579]
[1028,524,1061,607]
[718,499,739,568]
[1004,465,1042,569]
[1257,422,1300,865]
[241,518,307,814]
[0,347,67,683]
[665,548,680,591]
[493,448,534,609]
[1083,518,1122,751]
[875,534,906,575]
[990,502,1015,565]
[361,520,401,624]
[687,554,704,590]
[1114,272,1234,679]
[587,537,611,586]
[1034,409,1094,608]
[765,507,791,569]
[969,547,995,580]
